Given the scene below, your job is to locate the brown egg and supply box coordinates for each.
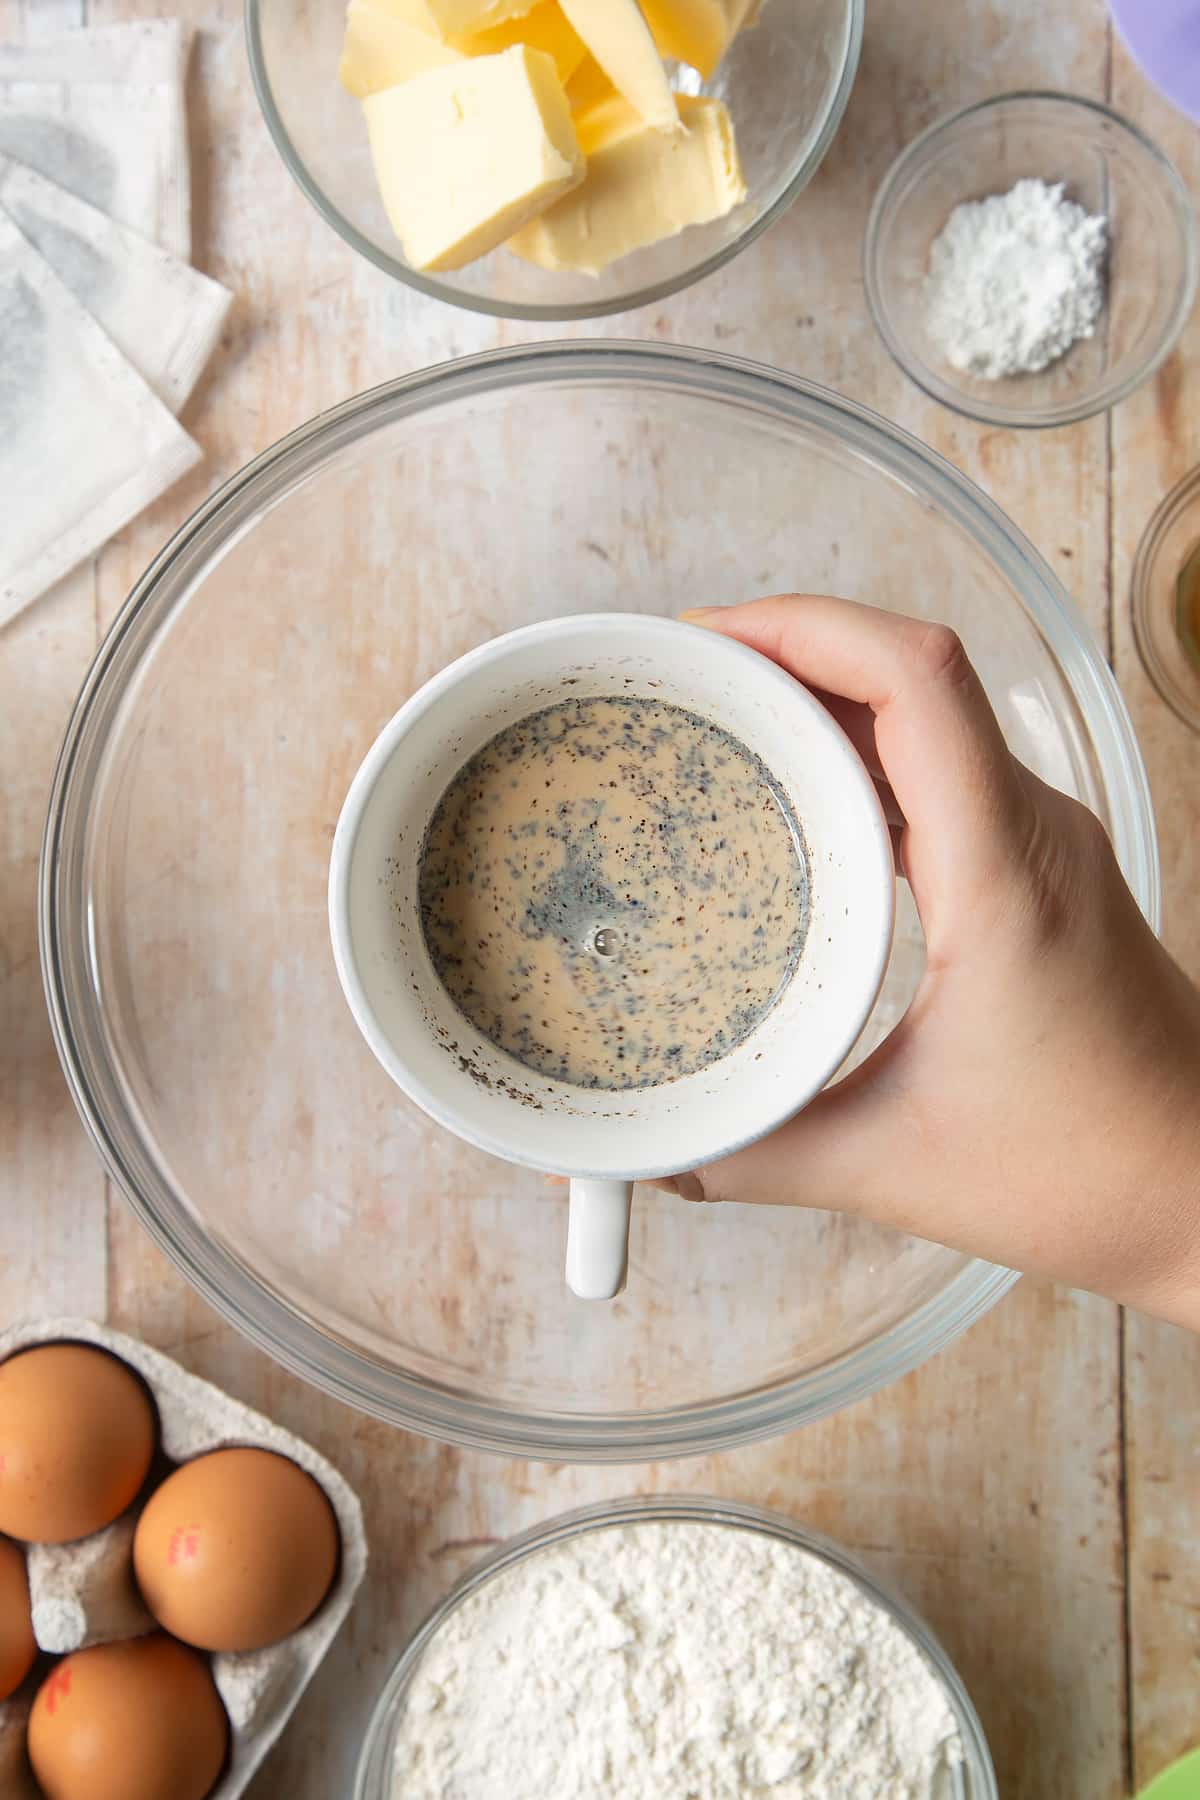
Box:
[0,1344,156,1544]
[0,1536,36,1699]
[133,1447,339,1652]
[27,1634,227,1800]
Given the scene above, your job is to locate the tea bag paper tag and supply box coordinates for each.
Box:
[0,155,231,414]
[0,212,201,626]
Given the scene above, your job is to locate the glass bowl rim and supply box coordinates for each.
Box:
[243,0,866,322]
[863,89,1200,430]
[352,1492,999,1800]
[39,338,1159,1462]
[1131,462,1200,731]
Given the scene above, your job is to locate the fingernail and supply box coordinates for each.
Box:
[670,1173,708,1204]
[678,607,726,623]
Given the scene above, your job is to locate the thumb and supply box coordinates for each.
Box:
[664,1025,920,1221]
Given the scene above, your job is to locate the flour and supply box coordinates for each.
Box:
[925,177,1108,380]
[390,1521,963,1798]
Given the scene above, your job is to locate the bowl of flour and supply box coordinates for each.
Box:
[865,91,1197,430]
[354,1496,996,1800]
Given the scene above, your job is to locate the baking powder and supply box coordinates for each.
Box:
[390,1520,963,1798]
[924,177,1108,379]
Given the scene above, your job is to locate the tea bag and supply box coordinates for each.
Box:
[0,20,190,255]
[0,213,201,626]
[0,20,189,88]
[0,80,190,259]
[0,156,231,414]
[0,16,191,259]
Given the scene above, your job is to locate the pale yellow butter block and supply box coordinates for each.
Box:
[340,0,464,97]
[564,51,618,117]
[509,91,744,273]
[363,45,585,270]
[572,90,646,156]
[456,1,587,84]
[639,0,758,78]
[556,0,678,131]
[368,0,536,41]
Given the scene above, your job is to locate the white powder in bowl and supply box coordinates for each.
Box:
[389,1520,965,1798]
[924,177,1108,380]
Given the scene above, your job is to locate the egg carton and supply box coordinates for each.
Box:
[0,1318,367,1799]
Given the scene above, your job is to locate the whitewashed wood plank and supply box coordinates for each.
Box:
[5,3,1149,1798]
[1109,31,1200,1792]
[0,563,106,1323]
[0,1,84,39]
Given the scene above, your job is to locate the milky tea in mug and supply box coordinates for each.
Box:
[417,694,810,1094]
[328,615,894,1302]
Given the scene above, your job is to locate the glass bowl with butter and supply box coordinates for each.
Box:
[246,0,864,319]
[42,342,1158,1461]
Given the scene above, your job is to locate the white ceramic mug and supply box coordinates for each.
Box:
[329,614,895,1301]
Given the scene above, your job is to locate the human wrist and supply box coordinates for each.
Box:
[1131,1137,1200,1331]
[1108,1050,1200,1329]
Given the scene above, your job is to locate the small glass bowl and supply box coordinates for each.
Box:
[245,0,863,321]
[865,92,1198,429]
[1133,466,1200,732]
[353,1495,998,1800]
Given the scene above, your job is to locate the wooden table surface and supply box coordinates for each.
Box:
[2,0,1198,1794]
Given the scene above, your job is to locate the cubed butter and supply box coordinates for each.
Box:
[508,91,745,273]
[639,0,758,79]
[572,90,646,157]
[456,1,587,84]
[555,0,678,132]
[369,0,536,42]
[564,52,618,118]
[340,0,463,98]
[363,46,585,271]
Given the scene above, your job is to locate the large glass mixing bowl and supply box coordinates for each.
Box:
[41,344,1158,1461]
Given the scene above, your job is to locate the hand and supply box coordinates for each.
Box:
[663,596,1200,1332]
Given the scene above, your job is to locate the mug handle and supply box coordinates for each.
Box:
[565,1179,633,1300]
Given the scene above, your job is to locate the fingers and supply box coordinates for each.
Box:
[681,596,986,725]
[807,688,884,777]
[554,1172,710,1203]
[873,774,904,829]
[681,598,1033,927]
[802,690,906,865]
[645,1030,915,1219]
[870,777,906,869]
[647,1173,709,1204]
[699,1080,888,1210]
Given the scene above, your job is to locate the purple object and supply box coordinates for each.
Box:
[1110,0,1200,122]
